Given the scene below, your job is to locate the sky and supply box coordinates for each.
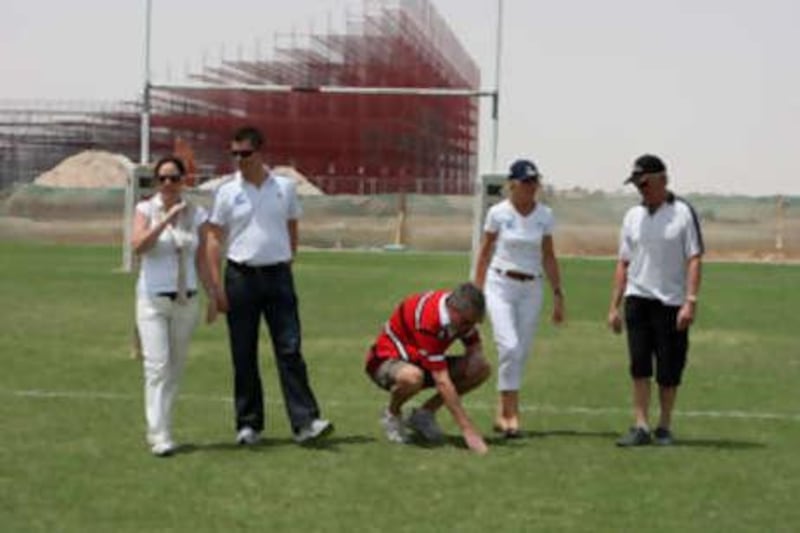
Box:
[2,0,799,196]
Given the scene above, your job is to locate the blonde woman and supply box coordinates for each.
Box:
[474,159,565,438]
[132,156,210,456]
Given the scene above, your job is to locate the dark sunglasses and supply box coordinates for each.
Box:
[635,178,650,190]
[230,149,255,159]
[157,174,183,183]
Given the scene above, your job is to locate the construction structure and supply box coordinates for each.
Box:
[1,0,480,194]
[0,100,140,190]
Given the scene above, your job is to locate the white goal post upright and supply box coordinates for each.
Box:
[121,165,155,272]
[470,173,507,277]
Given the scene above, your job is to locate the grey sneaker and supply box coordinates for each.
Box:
[294,419,334,444]
[653,427,674,446]
[407,407,444,443]
[236,426,262,446]
[616,426,652,447]
[381,409,409,444]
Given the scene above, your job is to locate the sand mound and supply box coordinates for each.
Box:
[198,165,324,196]
[34,150,134,188]
[273,166,324,196]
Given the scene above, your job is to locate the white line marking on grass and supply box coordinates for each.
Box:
[517,403,800,422]
[5,388,228,403]
[4,388,800,423]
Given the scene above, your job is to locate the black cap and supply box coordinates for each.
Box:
[625,154,666,184]
[508,159,540,181]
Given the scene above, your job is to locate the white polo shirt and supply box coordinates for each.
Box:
[483,199,555,276]
[136,195,208,296]
[619,195,704,306]
[208,170,301,266]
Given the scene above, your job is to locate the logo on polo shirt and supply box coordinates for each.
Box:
[234,193,246,205]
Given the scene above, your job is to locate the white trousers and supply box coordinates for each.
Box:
[485,269,544,391]
[136,294,199,445]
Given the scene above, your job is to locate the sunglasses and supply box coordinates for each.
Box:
[230,149,255,159]
[157,174,183,184]
[635,178,650,190]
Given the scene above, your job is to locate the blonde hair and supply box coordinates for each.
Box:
[506,179,540,200]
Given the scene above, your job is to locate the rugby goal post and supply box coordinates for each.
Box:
[121,164,155,272]
[128,82,500,271]
[132,0,507,268]
[470,173,507,277]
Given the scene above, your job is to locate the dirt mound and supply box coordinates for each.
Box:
[273,166,324,196]
[198,166,324,196]
[34,150,134,188]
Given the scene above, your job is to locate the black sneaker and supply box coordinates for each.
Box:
[616,426,652,447]
[653,427,674,446]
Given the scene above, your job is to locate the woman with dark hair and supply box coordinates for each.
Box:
[131,156,210,456]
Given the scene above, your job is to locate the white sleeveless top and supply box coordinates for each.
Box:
[135,194,208,296]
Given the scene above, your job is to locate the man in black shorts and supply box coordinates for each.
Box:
[607,154,704,446]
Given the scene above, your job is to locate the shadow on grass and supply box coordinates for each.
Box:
[668,437,766,450]
[485,428,619,446]
[174,434,376,455]
[481,429,765,450]
[403,429,621,450]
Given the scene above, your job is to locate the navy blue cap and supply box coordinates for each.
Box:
[625,154,666,184]
[508,159,540,181]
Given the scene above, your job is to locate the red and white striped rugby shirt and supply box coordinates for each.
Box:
[369,290,481,372]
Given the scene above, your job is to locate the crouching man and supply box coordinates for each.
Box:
[364,282,491,454]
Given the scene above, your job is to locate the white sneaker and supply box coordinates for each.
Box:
[150,441,177,457]
[236,426,262,446]
[381,409,409,444]
[294,419,334,444]
[407,407,444,442]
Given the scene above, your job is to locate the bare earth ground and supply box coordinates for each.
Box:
[4,182,796,261]
[0,216,122,245]
[2,214,797,263]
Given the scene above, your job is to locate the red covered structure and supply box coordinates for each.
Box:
[148,0,480,194]
[0,0,480,195]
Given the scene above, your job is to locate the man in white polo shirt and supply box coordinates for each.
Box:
[205,125,333,446]
[608,154,704,446]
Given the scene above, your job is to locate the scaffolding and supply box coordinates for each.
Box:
[0,99,139,189]
[1,0,480,194]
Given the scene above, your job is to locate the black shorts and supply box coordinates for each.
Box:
[624,296,689,386]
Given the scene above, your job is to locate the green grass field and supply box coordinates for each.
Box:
[1,242,799,532]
